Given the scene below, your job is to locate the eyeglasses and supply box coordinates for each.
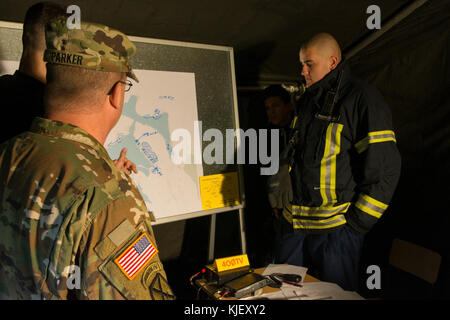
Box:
[107,80,133,95]
[119,80,133,92]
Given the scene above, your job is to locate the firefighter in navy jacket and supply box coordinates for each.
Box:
[271,33,401,291]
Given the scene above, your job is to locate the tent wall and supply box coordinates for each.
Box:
[349,0,450,297]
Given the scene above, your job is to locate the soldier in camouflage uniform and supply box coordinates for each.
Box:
[0,19,174,300]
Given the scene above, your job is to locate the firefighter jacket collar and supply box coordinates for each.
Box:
[305,60,349,107]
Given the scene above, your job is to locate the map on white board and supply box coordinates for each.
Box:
[0,60,18,75]
[105,69,204,220]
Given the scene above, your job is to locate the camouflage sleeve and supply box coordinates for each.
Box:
[76,193,174,300]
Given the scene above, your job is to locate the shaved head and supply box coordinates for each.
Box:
[301,33,342,62]
[299,33,342,87]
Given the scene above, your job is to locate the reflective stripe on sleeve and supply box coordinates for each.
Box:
[354,130,396,154]
[354,193,388,218]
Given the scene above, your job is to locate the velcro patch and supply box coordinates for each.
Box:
[108,219,135,247]
[114,233,158,280]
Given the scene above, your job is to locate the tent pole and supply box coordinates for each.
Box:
[208,214,216,263]
[345,0,429,59]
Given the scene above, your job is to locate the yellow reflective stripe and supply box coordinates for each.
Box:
[361,194,388,210]
[319,123,343,205]
[284,202,349,229]
[290,202,351,217]
[355,202,382,218]
[369,130,395,136]
[293,214,347,229]
[355,193,388,219]
[331,124,343,203]
[290,116,298,129]
[283,206,293,223]
[320,124,333,204]
[355,130,396,153]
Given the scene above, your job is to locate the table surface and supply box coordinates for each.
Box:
[195,267,320,300]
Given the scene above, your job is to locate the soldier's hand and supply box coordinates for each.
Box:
[114,148,138,175]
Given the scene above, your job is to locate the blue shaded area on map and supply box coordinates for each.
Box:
[106,95,176,210]
[107,95,171,177]
[124,96,172,152]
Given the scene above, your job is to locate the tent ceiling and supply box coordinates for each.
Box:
[0,0,418,83]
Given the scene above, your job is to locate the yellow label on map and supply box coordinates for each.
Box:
[214,254,250,273]
[199,172,241,210]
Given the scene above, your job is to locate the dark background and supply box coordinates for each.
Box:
[0,0,449,299]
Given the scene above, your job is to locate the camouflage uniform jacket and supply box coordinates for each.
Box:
[0,117,174,300]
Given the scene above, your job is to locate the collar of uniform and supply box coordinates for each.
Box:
[12,71,45,100]
[30,117,109,158]
[306,59,348,99]
[13,70,44,88]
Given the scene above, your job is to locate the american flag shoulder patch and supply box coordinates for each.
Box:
[114,232,158,280]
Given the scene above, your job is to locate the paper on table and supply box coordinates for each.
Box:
[331,290,365,300]
[281,281,365,300]
[262,264,308,282]
[241,283,335,301]
[241,282,364,301]
[245,264,364,300]
[240,290,287,300]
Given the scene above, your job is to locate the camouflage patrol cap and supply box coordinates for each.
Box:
[43,18,139,82]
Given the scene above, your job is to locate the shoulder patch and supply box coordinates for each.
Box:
[108,219,136,247]
[114,232,158,280]
[149,273,175,300]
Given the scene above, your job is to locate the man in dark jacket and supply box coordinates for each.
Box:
[0,2,67,143]
[272,33,401,291]
[0,3,136,174]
